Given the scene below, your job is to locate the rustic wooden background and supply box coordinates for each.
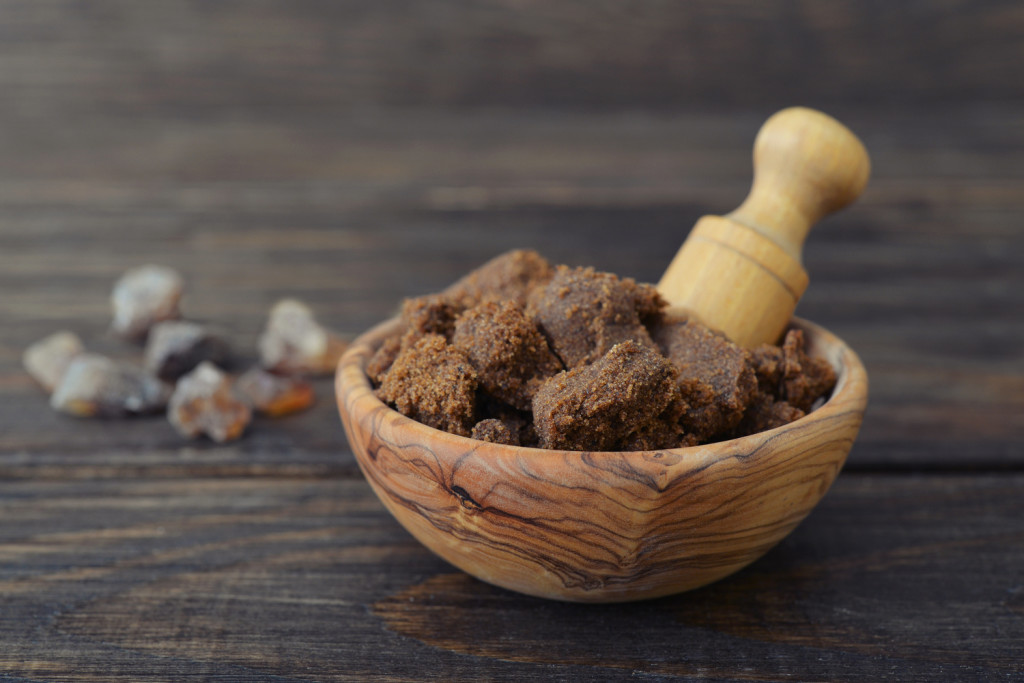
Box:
[1,1,1022,680]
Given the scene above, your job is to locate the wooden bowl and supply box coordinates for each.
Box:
[335,316,867,603]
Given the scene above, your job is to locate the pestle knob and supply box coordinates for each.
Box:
[657,107,870,347]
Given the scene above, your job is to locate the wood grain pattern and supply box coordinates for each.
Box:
[337,317,867,601]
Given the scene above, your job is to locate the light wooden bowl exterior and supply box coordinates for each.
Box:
[336,317,867,603]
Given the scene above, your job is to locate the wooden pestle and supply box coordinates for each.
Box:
[657,107,870,347]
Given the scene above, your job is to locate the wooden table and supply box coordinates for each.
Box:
[1,3,1022,681]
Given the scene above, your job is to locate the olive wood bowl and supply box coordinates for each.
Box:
[335,315,867,603]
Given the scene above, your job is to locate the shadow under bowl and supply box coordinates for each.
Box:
[335,317,867,603]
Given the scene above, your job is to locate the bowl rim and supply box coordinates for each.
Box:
[336,314,868,459]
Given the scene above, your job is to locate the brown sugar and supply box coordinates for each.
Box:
[368,294,467,386]
[528,265,663,368]
[376,334,478,437]
[443,249,554,308]
[780,329,837,412]
[367,249,837,451]
[653,315,758,441]
[479,398,535,445]
[532,341,684,451]
[734,394,806,436]
[471,418,522,446]
[400,294,463,343]
[621,417,695,452]
[750,343,785,394]
[366,335,402,385]
[751,329,836,412]
[452,300,562,411]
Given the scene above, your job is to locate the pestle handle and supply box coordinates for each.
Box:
[729,107,870,260]
[657,107,870,347]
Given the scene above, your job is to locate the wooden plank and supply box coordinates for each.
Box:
[0,1,1021,114]
[0,473,1021,681]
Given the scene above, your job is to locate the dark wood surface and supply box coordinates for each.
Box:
[1,2,1023,681]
